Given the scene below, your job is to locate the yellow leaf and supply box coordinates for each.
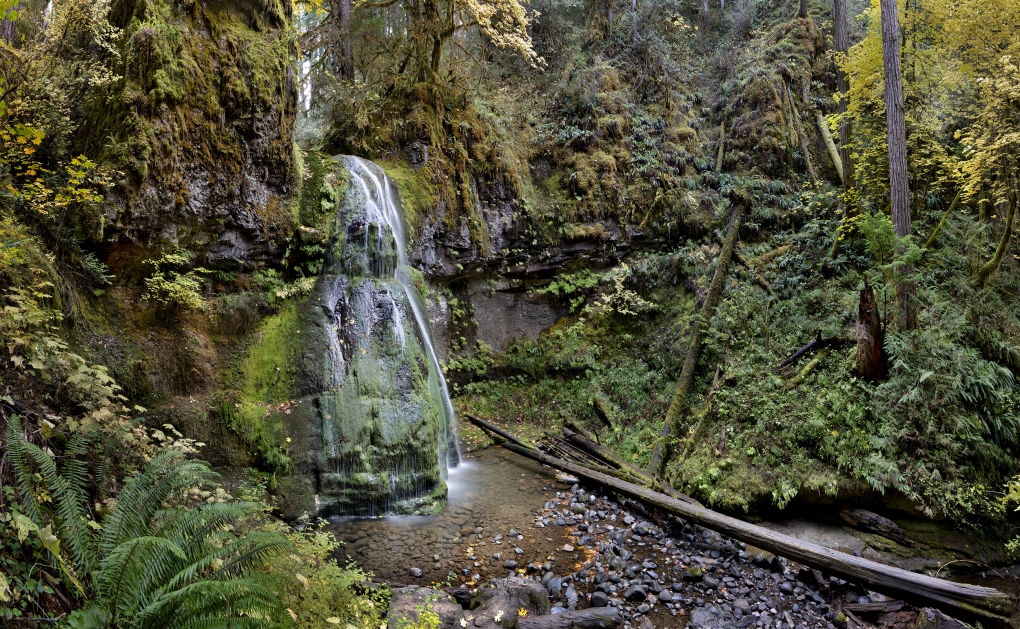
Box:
[326,618,342,625]
[0,573,10,602]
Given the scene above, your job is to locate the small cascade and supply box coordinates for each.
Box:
[311,156,459,517]
[345,156,461,471]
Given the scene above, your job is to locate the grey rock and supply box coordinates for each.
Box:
[624,585,648,602]
[410,567,423,578]
[637,603,651,614]
[657,590,673,603]
[591,591,609,607]
[387,587,463,629]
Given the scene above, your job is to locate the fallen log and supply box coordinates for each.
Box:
[839,507,912,547]
[466,416,654,489]
[785,347,828,388]
[562,426,646,478]
[518,607,621,629]
[778,332,852,371]
[466,415,536,450]
[844,600,905,613]
[494,441,1013,625]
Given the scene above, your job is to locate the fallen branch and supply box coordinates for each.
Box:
[748,243,793,267]
[923,189,963,249]
[778,332,851,371]
[494,441,1013,625]
[785,347,828,388]
[839,508,912,547]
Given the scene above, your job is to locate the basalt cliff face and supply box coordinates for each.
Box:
[101,0,298,275]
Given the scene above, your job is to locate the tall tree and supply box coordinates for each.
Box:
[833,0,853,191]
[330,0,354,80]
[879,0,916,329]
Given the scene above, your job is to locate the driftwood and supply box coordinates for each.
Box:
[466,415,536,450]
[839,507,912,547]
[518,607,621,629]
[649,205,745,479]
[844,600,905,613]
[492,441,1012,625]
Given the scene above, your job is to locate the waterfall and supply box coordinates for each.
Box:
[311,156,461,517]
[344,156,461,472]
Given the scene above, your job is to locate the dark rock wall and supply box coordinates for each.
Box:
[103,0,298,271]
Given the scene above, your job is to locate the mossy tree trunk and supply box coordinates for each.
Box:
[649,205,744,481]
[977,192,1017,286]
[330,0,355,79]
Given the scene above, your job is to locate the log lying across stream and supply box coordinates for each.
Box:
[465,417,1014,625]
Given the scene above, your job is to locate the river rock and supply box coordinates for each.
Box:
[591,591,609,607]
[624,585,647,601]
[387,586,463,629]
[410,567,423,578]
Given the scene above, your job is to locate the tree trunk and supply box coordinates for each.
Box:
[977,195,1017,286]
[649,206,744,480]
[833,0,854,188]
[880,0,916,330]
[817,112,844,185]
[332,0,355,79]
[856,282,884,382]
[786,83,817,185]
[495,442,1014,626]
[798,0,807,19]
[716,122,726,173]
[631,0,637,39]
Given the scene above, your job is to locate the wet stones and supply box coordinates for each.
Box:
[590,591,609,607]
[409,567,423,578]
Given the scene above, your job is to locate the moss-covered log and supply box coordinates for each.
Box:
[977,194,1017,286]
[649,205,744,480]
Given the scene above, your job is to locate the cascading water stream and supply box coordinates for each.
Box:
[344,156,461,473]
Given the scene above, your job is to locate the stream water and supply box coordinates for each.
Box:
[327,446,576,584]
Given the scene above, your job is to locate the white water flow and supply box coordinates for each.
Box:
[346,156,461,472]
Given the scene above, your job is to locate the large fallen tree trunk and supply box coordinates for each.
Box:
[468,415,700,506]
[494,441,1013,625]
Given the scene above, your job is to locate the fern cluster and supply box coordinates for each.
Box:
[5,418,291,628]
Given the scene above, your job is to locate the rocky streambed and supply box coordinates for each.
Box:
[332,446,988,629]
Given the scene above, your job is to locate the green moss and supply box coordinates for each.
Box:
[239,303,302,403]
[378,159,437,240]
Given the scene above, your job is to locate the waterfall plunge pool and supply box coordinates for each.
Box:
[326,446,581,585]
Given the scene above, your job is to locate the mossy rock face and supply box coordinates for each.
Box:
[282,157,453,517]
[99,0,297,271]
